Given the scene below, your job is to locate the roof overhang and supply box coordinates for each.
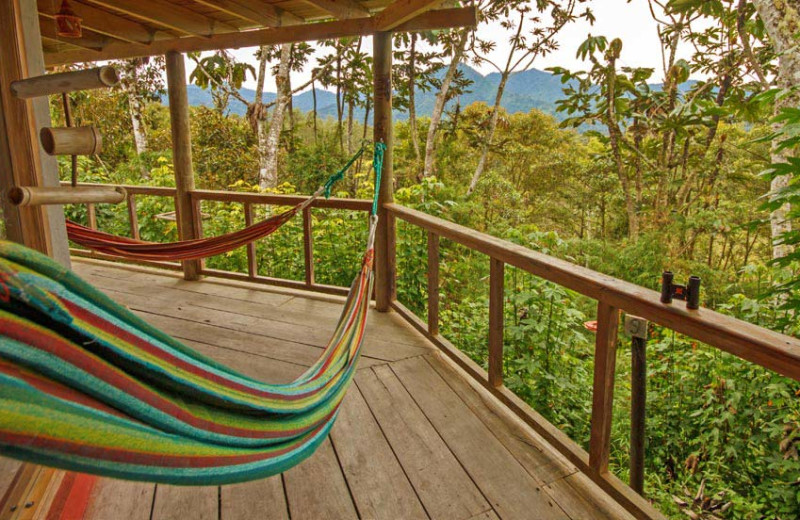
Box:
[39,0,477,67]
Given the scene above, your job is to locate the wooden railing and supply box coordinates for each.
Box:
[385,203,800,520]
[65,184,800,519]
[66,183,372,296]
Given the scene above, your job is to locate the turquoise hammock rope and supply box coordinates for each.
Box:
[0,144,385,485]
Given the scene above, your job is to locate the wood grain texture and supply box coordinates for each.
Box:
[392,356,569,520]
[330,386,427,519]
[589,303,620,475]
[221,477,288,520]
[282,440,358,520]
[357,366,492,519]
[165,50,201,280]
[84,479,154,520]
[151,485,218,520]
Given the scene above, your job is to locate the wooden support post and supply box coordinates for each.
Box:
[373,31,396,312]
[589,302,620,475]
[488,258,505,387]
[127,194,139,239]
[625,314,649,495]
[244,202,257,278]
[303,207,314,286]
[87,203,97,230]
[0,0,70,266]
[165,50,201,281]
[427,231,439,336]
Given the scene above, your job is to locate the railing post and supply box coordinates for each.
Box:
[427,231,439,336]
[488,258,504,387]
[244,202,257,279]
[303,207,314,286]
[589,301,620,475]
[625,315,649,495]
[86,203,97,230]
[373,30,396,312]
[165,50,201,281]
[127,193,139,239]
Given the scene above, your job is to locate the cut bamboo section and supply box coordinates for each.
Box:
[8,186,126,207]
[10,66,119,99]
[40,126,102,156]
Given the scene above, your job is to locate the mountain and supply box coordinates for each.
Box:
[176,64,692,125]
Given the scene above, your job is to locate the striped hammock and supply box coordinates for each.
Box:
[0,144,384,485]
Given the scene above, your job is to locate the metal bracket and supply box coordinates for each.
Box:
[624,315,648,340]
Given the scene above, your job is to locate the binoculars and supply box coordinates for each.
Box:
[660,271,700,310]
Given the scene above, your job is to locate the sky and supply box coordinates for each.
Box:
[185,0,694,93]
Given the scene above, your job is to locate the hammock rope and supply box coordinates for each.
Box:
[66,143,372,262]
[0,144,385,485]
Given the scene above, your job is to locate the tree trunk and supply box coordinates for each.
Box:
[753,0,800,259]
[423,29,468,178]
[259,43,292,189]
[467,70,509,194]
[468,15,526,195]
[409,33,421,160]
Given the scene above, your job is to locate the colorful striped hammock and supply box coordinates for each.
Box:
[0,145,384,485]
[66,145,369,262]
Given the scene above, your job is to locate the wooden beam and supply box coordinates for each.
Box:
[373,30,395,312]
[45,7,478,66]
[375,0,446,31]
[84,0,235,36]
[38,0,155,44]
[0,0,70,265]
[38,15,110,50]
[191,0,280,27]
[488,258,504,388]
[588,302,620,475]
[246,0,305,25]
[304,0,370,19]
[165,51,201,280]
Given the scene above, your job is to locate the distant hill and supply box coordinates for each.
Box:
[175,64,691,126]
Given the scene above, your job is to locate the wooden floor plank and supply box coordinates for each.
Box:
[84,479,155,520]
[425,352,576,485]
[221,476,288,520]
[282,440,358,520]
[330,385,428,520]
[78,266,429,363]
[357,366,492,520]
[151,485,218,520]
[0,458,22,501]
[391,356,570,520]
[543,473,636,520]
[75,260,431,349]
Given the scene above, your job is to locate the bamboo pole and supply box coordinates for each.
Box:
[165,50,201,281]
[10,66,118,99]
[40,126,102,155]
[373,30,396,311]
[8,186,126,206]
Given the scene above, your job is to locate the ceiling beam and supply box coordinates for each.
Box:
[190,0,280,27]
[304,0,370,19]
[45,6,477,66]
[83,0,236,36]
[375,0,447,31]
[38,15,110,51]
[38,0,155,44]
[246,0,306,25]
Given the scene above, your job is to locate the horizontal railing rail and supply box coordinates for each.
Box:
[385,202,800,520]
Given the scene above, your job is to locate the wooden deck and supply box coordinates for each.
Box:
[0,259,636,520]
